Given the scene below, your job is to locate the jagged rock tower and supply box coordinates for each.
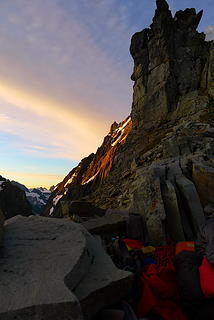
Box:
[45,0,214,245]
[130,0,212,131]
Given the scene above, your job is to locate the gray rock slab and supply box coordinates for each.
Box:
[0,215,95,319]
[74,236,133,320]
[176,177,205,235]
[162,180,185,241]
[166,161,183,182]
[81,215,126,236]
[105,208,129,219]
[130,169,166,245]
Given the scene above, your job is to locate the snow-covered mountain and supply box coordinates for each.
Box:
[11,182,51,215]
[26,188,51,215]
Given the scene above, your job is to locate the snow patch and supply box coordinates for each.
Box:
[117,117,131,132]
[64,173,77,187]
[82,172,98,185]
[26,192,46,205]
[111,117,131,147]
[53,194,63,206]
[49,207,54,216]
[49,194,63,215]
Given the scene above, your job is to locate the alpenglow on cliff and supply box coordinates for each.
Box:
[44,0,214,245]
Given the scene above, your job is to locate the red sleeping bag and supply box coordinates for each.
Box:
[137,262,187,320]
[199,256,214,298]
[122,238,144,250]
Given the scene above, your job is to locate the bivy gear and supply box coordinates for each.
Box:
[137,262,187,320]
[174,251,204,302]
[195,215,214,265]
[199,256,214,298]
[175,241,195,255]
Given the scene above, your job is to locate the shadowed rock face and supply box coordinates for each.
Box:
[44,0,214,245]
[0,176,32,219]
[130,0,209,130]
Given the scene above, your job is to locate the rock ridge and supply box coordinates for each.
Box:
[44,0,214,245]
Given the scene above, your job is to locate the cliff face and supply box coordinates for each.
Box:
[45,0,214,245]
[130,2,210,130]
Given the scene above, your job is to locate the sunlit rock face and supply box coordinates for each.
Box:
[44,0,214,245]
[43,117,132,217]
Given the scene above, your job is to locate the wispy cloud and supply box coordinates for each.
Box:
[0,0,137,173]
[0,81,110,160]
[0,0,132,119]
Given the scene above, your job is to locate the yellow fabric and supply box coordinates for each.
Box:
[125,244,155,253]
[142,246,155,254]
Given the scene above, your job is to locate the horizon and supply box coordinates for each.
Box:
[0,0,214,189]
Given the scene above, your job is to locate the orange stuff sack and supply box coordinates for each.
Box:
[175,241,195,255]
[199,256,214,298]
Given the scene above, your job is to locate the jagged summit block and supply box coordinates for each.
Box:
[174,8,203,30]
[130,0,211,130]
[156,0,169,11]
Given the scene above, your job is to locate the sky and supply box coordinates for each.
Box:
[0,0,213,188]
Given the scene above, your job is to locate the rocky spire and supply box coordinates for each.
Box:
[156,0,169,11]
[130,0,209,131]
[153,0,172,24]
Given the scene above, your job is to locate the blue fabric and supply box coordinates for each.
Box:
[143,257,157,266]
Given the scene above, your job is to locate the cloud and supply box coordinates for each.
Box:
[0,0,136,168]
[0,81,111,160]
[0,0,132,119]
[205,26,214,41]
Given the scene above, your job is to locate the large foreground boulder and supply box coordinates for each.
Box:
[0,216,132,320]
[75,236,132,319]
